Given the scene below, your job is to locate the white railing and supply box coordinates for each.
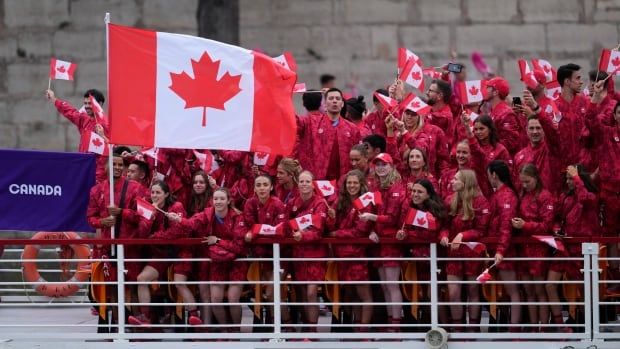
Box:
[0,241,619,348]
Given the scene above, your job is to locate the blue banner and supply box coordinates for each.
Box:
[0,149,96,232]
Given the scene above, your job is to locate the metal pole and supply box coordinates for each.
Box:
[430,243,439,327]
[585,242,599,340]
[116,244,126,336]
[272,243,282,337]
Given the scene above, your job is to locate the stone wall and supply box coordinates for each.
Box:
[1,0,619,151]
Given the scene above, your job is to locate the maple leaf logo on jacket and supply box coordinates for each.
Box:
[169,52,242,127]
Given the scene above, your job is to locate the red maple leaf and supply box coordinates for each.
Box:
[412,101,420,108]
[299,217,310,224]
[612,56,620,67]
[56,65,66,73]
[416,217,427,226]
[91,137,103,147]
[321,185,332,192]
[469,86,479,96]
[263,226,274,233]
[169,52,242,127]
[362,193,373,201]
[543,65,551,73]
[255,152,268,159]
[553,90,560,99]
[411,71,422,81]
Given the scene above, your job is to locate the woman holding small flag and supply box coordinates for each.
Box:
[486,160,521,330]
[360,153,406,331]
[439,169,490,331]
[240,174,287,324]
[547,165,599,331]
[511,163,556,332]
[286,170,328,332]
[397,179,446,322]
[327,169,374,332]
[129,180,197,326]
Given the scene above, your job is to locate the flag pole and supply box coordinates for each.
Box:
[48,78,51,90]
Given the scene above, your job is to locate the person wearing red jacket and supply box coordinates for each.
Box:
[548,165,599,331]
[275,157,301,206]
[287,170,328,331]
[485,77,526,156]
[177,188,246,332]
[346,96,372,138]
[438,140,472,200]
[461,114,511,198]
[46,88,109,183]
[364,89,390,136]
[584,86,620,291]
[511,164,555,332]
[399,147,439,197]
[397,179,447,322]
[513,115,562,195]
[296,88,362,180]
[486,160,521,329]
[241,175,287,320]
[439,169,490,331]
[157,148,194,208]
[361,153,406,330]
[327,169,375,332]
[426,80,454,144]
[128,180,190,326]
[212,150,253,208]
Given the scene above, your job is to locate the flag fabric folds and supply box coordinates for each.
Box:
[49,58,77,81]
[0,149,95,232]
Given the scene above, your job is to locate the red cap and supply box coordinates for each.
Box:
[371,153,393,165]
[533,69,547,85]
[487,77,510,98]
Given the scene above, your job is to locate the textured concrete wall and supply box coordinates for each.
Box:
[1,0,619,151]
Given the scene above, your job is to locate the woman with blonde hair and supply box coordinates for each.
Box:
[439,169,490,332]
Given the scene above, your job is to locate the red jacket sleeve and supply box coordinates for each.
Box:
[152,203,186,239]
[218,214,245,255]
[522,193,555,235]
[495,193,518,256]
[55,99,87,130]
[87,185,103,229]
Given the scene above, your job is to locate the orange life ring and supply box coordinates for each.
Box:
[21,232,91,297]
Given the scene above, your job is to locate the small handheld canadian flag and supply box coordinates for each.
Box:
[400,92,431,116]
[314,180,336,197]
[598,48,620,75]
[193,150,218,174]
[352,191,383,210]
[518,59,538,89]
[422,67,442,80]
[87,132,108,156]
[136,197,156,220]
[273,51,297,72]
[253,152,276,166]
[461,241,487,254]
[397,47,421,72]
[373,92,399,112]
[399,56,425,91]
[545,80,561,100]
[404,207,437,229]
[49,58,77,81]
[476,268,493,284]
[456,80,488,104]
[533,235,565,252]
[466,110,480,126]
[252,223,284,237]
[289,213,323,231]
[531,58,557,82]
[293,83,307,93]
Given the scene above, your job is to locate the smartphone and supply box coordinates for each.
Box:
[447,63,463,73]
[512,97,522,106]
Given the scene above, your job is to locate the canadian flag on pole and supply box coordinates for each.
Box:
[397,47,421,72]
[253,152,276,166]
[289,213,323,231]
[531,58,557,82]
[533,235,565,252]
[399,56,425,91]
[598,49,620,75]
[49,58,77,81]
[272,51,297,72]
[373,92,399,112]
[403,207,437,230]
[293,83,307,93]
[108,24,297,155]
[252,223,284,238]
[422,67,442,80]
[400,93,431,116]
[87,132,109,156]
[314,180,336,197]
[136,197,156,220]
[462,242,487,254]
[545,80,562,100]
[193,150,219,174]
[352,191,383,210]
[518,59,539,89]
[456,80,487,104]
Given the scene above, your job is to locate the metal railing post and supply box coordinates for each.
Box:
[583,242,599,340]
[116,244,126,337]
[272,243,282,337]
[430,243,439,328]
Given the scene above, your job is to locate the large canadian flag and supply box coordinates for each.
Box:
[456,80,487,104]
[598,49,620,75]
[108,24,297,155]
[49,58,77,81]
[273,51,297,72]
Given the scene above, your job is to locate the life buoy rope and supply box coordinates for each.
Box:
[21,232,91,298]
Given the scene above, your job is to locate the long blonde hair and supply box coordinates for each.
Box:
[449,169,479,221]
[376,166,401,190]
